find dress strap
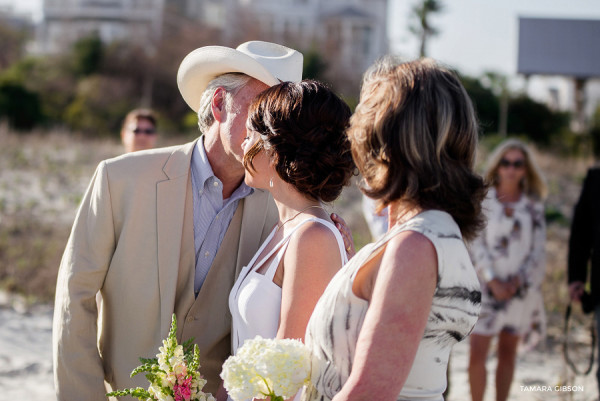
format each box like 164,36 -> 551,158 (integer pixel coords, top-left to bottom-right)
264,242 -> 290,281
261,217 -> 348,282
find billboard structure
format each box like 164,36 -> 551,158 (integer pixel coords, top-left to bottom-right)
518,17 -> 600,131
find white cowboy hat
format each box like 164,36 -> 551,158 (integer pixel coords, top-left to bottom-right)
177,41 -> 304,112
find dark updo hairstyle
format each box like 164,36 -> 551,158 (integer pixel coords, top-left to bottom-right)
244,80 -> 355,202
347,57 -> 487,240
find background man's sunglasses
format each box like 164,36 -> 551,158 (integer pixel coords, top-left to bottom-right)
133,128 -> 156,135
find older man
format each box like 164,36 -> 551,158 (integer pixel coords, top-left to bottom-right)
53,41 -> 306,400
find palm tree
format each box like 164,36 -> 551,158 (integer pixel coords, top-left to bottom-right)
409,0 -> 444,58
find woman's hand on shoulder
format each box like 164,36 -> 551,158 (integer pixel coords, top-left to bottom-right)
331,213 -> 356,258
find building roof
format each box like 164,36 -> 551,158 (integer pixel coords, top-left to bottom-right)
322,6 -> 372,21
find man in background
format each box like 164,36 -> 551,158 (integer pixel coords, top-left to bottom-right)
568,166 -> 600,391
120,108 -> 158,153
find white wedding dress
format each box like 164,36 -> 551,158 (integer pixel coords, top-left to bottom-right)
227,217 -> 347,401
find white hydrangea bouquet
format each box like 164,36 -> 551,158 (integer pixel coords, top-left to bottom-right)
106,314 -> 215,401
221,336 -> 311,401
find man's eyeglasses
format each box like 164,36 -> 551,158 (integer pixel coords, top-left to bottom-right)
499,158 -> 525,169
133,128 -> 156,135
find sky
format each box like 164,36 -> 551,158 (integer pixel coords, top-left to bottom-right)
0,0 -> 41,20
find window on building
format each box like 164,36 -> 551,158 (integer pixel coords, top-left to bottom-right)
353,24 -> 372,56
327,21 -> 341,43
81,0 -> 122,7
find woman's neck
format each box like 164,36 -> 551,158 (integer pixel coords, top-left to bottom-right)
387,201 -> 424,230
271,185 -> 327,230
495,183 -> 522,203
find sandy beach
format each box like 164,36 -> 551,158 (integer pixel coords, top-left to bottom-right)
0,296 -> 54,401
1,293 -> 598,401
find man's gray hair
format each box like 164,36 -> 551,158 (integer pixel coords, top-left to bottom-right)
197,73 -> 253,134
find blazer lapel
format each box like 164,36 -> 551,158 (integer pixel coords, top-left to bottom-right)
157,139 -> 197,335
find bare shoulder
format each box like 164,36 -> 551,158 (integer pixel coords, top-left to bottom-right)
283,220 -> 343,274
384,230 -> 437,271
288,220 -> 341,253
387,230 -> 435,253
354,229 -> 437,302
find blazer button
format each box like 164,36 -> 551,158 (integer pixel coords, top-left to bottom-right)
187,316 -> 194,323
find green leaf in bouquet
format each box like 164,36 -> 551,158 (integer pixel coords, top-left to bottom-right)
188,344 -> 201,371
183,336 -> 196,354
168,313 -> 177,340
138,356 -> 158,365
130,362 -> 161,377
106,387 -> 152,399
144,372 -> 163,386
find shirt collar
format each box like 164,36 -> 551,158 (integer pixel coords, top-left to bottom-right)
193,138 -> 215,189
192,138 -> 254,200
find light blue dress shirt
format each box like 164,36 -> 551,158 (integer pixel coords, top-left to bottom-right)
191,139 -> 253,296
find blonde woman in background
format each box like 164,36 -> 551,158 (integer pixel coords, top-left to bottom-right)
468,138 -> 547,401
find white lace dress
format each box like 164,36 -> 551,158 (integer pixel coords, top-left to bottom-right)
469,188 -> 546,347
228,217 -> 347,401
302,210 -> 482,401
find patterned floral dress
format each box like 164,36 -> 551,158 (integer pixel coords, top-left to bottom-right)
302,210 -> 481,401
469,187 -> 546,346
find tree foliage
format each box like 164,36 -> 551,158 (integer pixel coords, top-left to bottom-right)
303,48 -> 328,82
460,74 -> 571,145
507,95 -> 570,145
409,0 -> 444,57
460,74 -> 499,134
0,77 -> 43,130
0,16 -> 29,70
70,34 -> 104,77
589,105 -> 600,157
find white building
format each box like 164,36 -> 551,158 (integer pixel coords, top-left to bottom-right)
36,0 -> 388,90
38,0 -> 165,54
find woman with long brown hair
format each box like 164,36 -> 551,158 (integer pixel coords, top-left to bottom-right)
303,57 -> 486,401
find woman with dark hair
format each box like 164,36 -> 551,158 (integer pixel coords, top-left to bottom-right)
302,58 -> 485,401
224,80 -> 355,401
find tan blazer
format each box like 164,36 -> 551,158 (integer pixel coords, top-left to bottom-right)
53,139 -> 278,400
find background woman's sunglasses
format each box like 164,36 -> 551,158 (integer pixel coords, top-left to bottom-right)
499,158 -> 525,169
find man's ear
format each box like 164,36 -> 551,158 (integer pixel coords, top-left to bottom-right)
211,87 -> 226,123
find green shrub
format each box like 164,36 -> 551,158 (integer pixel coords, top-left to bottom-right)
507,96 -> 570,146
64,75 -> 135,135
0,78 -> 43,130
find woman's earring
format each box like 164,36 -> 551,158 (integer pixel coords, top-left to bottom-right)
269,178 -> 274,188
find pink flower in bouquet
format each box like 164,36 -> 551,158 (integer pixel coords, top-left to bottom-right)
174,375 -> 193,401
174,363 -> 188,377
